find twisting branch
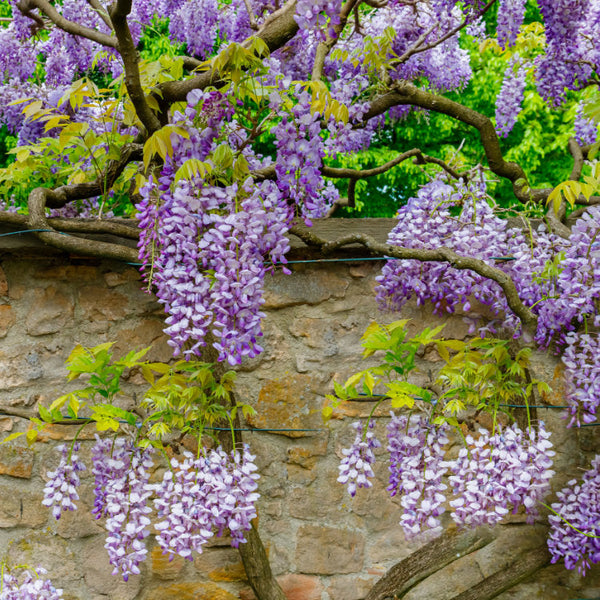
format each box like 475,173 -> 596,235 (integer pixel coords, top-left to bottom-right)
364,528 -> 496,600
365,82 -> 553,207
109,0 -> 161,134
243,0 -> 260,30
29,0 -> 117,47
289,224 -> 539,333
392,0 -> 496,65
26,143 -> 143,209
311,0 -> 361,81
26,187 -> 138,262
86,0 -> 113,30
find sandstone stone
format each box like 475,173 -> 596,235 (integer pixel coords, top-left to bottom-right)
52,500 -> 103,538
246,375 -> 325,438
295,525 -> 364,574
288,472 -> 344,520
79,286 -> 128,322
34,423 -> 96,442
240,573 -> 323,600
82,540 -> 142,599
0,265 -> 8,296
0,304 -> 15,337
6,532 -> 80,583
151,545 -> 186,580
326,575 -> 377,600
194,548 -> 246,582
0,443 -> 33,478
113,318 -> 172,362
146,582 -> 237,600
0,485 -> 45,528
289,317 -> 339,355
263,269 -> 349,309
37,265 -> 98,281
104,269 -> 141,288
286,464 -> 318,485
0,417 -> 13,432
25,287 -> 74,336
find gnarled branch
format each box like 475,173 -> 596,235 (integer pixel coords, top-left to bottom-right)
365,528 -> 496,600
109,1 -> 161,134
289,224 -> 539,333
30,0 -> 117,47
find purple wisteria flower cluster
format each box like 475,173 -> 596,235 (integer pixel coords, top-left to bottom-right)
42,442 -> 86,520
337,420 -> 381,497
387,414 -> 449,538
548,455 -> 600,575
153,445 -> 260,558
0,567 -> 63,600
101,442 -> 154,581
495,57 -> 528,137
339,417 -> 554,539
295,0 -> 342,39
449,422 -> 554,527
42,437 -> 261,581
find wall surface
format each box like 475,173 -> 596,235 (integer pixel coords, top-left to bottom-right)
0,244 -> 599,600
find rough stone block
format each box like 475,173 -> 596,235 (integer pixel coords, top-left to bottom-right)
326,575 -> 378,600
246,375 -> 324,438
146,582 -> 237,600
25,287 -> 74,336
79,286 -> 128,322
240,573 -> 323,600
0,304 -> 15,337
0,265 -> 8,296
194,547 -> 246,582
151,545 -> 186,580
295,525 -> 364,574
0,443 -> 34,478
263,269 -> 349,309
82,540 -> 142,599
0,485 -> 45,528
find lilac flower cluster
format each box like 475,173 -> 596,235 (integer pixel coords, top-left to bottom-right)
562,332 -> 600,426
42,442 -> 86,520
548,455 -> 600,575
98,439 -> 154,580
449,423 -> 554,527
338,421 -> 381,497
295,0 -> 342,39
168,0 -> 219,60
136,89 -> 293,364
496,0 -> 526,48
386,414 -> 449,538
495,57 -> 528,137
341,417 -> 554,539
535,0 -> 591,106
0,567 -> 63,600
153,445 -> 260,558
574,101 -> 598,146
272,87 -> 334,223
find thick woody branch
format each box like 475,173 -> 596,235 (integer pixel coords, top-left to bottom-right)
450,544 -> 550,600
158,0 -> 299,104
109,1 -> 161,134
26,187 -> 138,262
290,225 -> 539,332
30,0 -> 117,47
364,528 -> 496,600
365,83 -> 548,206
312,0 -> 360,81
87,0 -> 113,30
31,143 -> 142,209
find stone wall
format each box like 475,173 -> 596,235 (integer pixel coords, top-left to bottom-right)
0,240 -> 599,600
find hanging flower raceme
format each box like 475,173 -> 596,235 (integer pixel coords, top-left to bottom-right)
0,567 -> 63,600
548,455 -> 600,575
338,420 -> 381,497
42,442 -> 86,520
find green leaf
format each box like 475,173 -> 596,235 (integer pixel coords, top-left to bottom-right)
0,431 -> 25,445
